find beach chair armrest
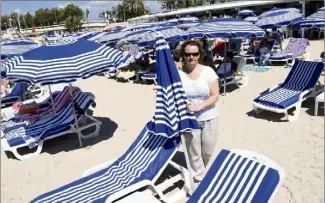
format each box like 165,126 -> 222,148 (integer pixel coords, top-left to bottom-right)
299,89 -> 313,101
259,83 -> 281,95
82,159 -> 117,177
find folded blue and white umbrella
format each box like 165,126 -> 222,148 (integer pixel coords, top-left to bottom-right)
3,40 -> 128,85
187,18 -> 265,39
256,8 -> 302,29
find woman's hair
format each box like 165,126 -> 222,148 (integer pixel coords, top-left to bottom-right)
180,40 -> 205,64
320,51 -> 324,58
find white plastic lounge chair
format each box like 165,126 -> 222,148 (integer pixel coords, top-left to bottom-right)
30,130 -> 190,203
142,73 -> 157,84
219,56 -> 248,89
1,83 -> 29,108
253,60 -> 324,121
1,91 -> 101,160
187,149 -> 284,203
114,148 -> 284,203
268,38 -> 310,65
314,91 -> 324,116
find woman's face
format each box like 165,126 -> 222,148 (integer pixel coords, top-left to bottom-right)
184,45 -> 200,66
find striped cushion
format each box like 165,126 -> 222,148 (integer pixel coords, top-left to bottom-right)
254,87 -> 304,109
269,53 -> 293,60
31,130 -> 180,203
3,92 -> 95,148
254,60 -> 324,109
188,149 -> 280,203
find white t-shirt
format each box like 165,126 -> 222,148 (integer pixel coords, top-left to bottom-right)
179,66 -> 219,121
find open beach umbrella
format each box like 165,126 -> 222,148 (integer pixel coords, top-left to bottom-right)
298,7 -> 324,28
256,8 -> 303,29
1,40 -> 40,55
187,18 -> 265,39
3,39 -> 127,85
147,34 -> 200,192
244,16 -> 259,23
97,31 -> 131,44
259,7 -> 300,18
238,9 -> 256,16
137,26 -> 188,47
115,29 -> 155,49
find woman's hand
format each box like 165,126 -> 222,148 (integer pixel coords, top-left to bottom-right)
187,102 -> 202,112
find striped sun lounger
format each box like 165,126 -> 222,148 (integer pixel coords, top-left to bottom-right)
187,149 -> 284,203
253,60 -> 324,121
30,130 -> 189,203
1,91 -> 101,160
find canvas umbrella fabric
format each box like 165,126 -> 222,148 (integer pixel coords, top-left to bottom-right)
2,39 -> 131,148
147,34 -> 200,192
3,39 -> 127,85
255,8 -> 303,29
1,40 -> 40,55
238,9 -> 256,16
299,7 -> 324,28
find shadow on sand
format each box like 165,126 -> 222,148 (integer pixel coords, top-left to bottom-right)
5,116 -> 118,160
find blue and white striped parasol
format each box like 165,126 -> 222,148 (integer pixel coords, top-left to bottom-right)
3,39 -> 128,85
115,29 -> 154,48
259,8 -> 300,18
1,40 -> 40,55
97,31 -> 131,43
146,35 -> 199,138
299,7 -> 324,28
187,18 -> 265,39
137,27 -> 188,47
238,9 -> 256,16
244,16 -> 259,23
256,8 -> 303,29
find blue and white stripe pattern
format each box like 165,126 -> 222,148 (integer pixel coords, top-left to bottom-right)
146,35 -> 199,138
3,39 -> 127,85
97,31 -> 130,43
238,9 -> 256,16
256,8 -> 303,29
187,18 -> 265,39
2,92 -> 95,148
115,29 -> 154,49
300,7 -> 324,28
30,35 -> 199,203
259,7 -> 300,18
187,149 -> 281,203
244,16 -> 259,23
137,27 -> 188,47
254,60 -> 324,109
1,40 -> 40,55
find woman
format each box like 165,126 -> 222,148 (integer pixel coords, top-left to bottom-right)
179,40 -> 220,192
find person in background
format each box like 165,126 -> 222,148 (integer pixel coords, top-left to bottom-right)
258,38 -> 271,66
215,51 -> 237,78
178,40 -> 220,193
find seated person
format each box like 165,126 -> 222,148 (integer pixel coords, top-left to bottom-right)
215,51 -> 237,78
258,38 -> 271,66
1,79 -> 11,96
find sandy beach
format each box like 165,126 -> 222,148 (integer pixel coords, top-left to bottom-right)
1,39 -> 324,203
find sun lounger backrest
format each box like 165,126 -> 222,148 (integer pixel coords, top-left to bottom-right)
187,149 -> 282,203
6,82 -> 29,98
282,60 -> 324,91
280,38 -> 309,58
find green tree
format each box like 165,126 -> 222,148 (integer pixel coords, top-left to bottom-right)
1,15 -> 10,30
63,4 -> 84,32
24,12 -> 34,28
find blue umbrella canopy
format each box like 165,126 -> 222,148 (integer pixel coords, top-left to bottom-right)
3,39 -> 128,85
187,18 -> 265,39
137,27 -> 188,47
299,7 -> 324,28
238,9 -> 256,16
1,40 -> 40,55
256,8 -> 302,29
146,35 -> 199,138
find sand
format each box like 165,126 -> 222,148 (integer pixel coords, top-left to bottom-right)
1,39 -> 324,203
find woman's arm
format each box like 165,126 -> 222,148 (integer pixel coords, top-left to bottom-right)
187,79 -> 220,112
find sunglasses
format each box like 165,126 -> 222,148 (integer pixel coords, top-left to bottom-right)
184,52 -> 199,57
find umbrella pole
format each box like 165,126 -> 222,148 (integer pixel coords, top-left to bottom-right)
48,85 -> 56,116
223,38 -> 227,96
181,135 -> 195,195
69,83 -> 83,148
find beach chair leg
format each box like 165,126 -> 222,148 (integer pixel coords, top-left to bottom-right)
79,115 -> 102,139
10,142 -> 43,161
236,74 -> 248,88
253,106 -> 263,115
314,99 -> 319,116
284,103 -> 302,122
